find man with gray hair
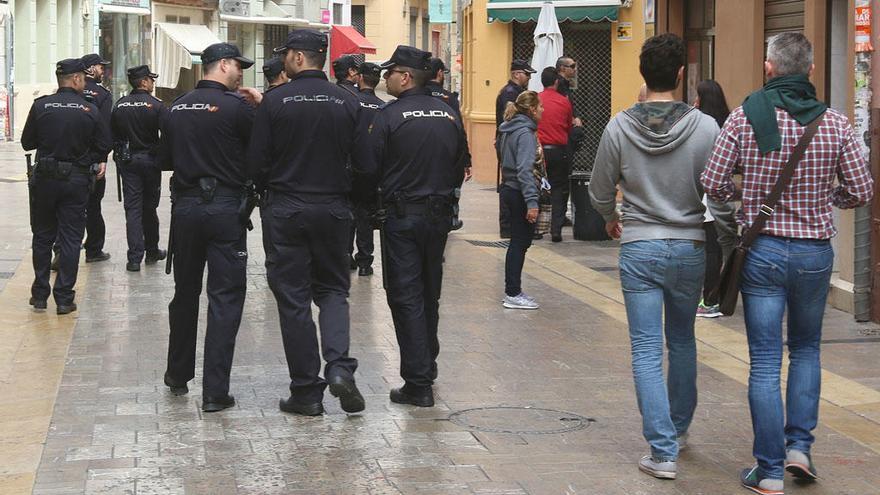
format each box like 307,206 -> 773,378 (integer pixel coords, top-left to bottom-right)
703,32 -> 873,494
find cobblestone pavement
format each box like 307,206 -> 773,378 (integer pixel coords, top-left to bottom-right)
1,141 -> 879,494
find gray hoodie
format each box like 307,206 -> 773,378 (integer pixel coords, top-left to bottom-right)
590,102 -> 720,243
498,114 -> 540,209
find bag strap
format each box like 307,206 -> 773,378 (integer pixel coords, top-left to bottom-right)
740,113 -> 825,248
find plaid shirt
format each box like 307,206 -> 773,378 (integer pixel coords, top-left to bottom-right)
702,106 -> 873,239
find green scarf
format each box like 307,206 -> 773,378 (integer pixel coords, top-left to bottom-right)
742,74 -> 827,154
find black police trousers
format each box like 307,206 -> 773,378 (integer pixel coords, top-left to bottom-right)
120,154 -> 162,264
83,175 -> 106,257
265,193 -> 358,403
383,212 -> 451,393
30,174 -> 90,306
167,196 -> 247,398
349,202 -> 374,268
545,146 -> 572,237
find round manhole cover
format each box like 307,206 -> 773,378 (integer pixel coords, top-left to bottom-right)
448,406 -> 594,435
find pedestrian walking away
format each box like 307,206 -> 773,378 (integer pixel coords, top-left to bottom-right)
111,65 -> 168,272
590,33 -> 720,481
363,45 -> 468,408
159,42 -> 262,413
495,59 -> 535,239
249,29 -> 366,417
702,32 -> 873,495
80,53 -> 114,263
21,58 -> 112,315
498,90 -> 547,310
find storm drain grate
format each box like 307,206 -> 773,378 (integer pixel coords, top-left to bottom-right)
466,240 -> 510,249
449,406 -> 594,435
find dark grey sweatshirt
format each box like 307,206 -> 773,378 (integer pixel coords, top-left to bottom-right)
589,102 -> 720,243
498,114 -> 540,209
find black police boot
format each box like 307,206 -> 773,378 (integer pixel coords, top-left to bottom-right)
126,262 -> 140,272
349,256 -> 358,270
163,373 -> 189,396
56,303 -> 78,315
202,395 -> 235,413
390,387 -> 434,407
86,251 -> 111,263
328,376 -> 365,413
533,233 -> 544,240
358,266 -> 373,277
551,234 -> 563,243
563,216 -> 573,227
29,297 -> 47,311
279,397 -> 324,416
145,249 -> 167,264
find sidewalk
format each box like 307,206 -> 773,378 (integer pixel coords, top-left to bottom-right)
0,141 -> 878,494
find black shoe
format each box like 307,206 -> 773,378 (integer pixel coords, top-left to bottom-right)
279,397 -> 324,416
328,376 -> 366,413
145,249 -> 167,264
202,395 -> 235,413
85,251 -> 111,263
164,373 -> 189,396
500,232 -> 511,239
429,363 -> 438,381
451,218 -> 464,231
358,266 -> 373,277
533,233 -> 544,240
551,234 -> 563,243
563,217 -> 573,227
50,257 -> 59,272
390,387 -> 434,407
126,262 -> 140,272
349,256 -> 358,270
29,297 -> 47,310
56,303 -> 77,315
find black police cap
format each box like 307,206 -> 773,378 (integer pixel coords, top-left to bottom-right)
127,65 -> 158,80
263,57 -> 285,78
428,57 -> 449,75
379,45 -> 432,71
273,29 -> 328,54
332,55 -> 358,76
358,62 -> 381,77
56,58 -> 88,75
201,43 -> 255,69
510,59 -> 536,73
81,53 -> 110,67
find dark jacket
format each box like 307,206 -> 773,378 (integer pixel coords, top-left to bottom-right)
111,89 -> 166,153
495,81 -> 524,129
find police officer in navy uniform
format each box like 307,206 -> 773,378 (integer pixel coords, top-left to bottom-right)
159,43 -> 262,413
427,57 -> 473,189
332,54 -> 360,96
80,53 -> 113,262
21,59 -> 112,314
349,62 -> 385,277
365,45 -> 467,407
111,65 -> 168,272
248,29 -> 366,416
263,56 -> 289,92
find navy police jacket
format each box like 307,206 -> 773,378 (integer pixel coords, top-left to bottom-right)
248,70 -> 363,195
21,87 -> 112,165
83,77 -> 113,128
158,80 -> 255,189
111,89 -> 167,153
365,87 -> 466,203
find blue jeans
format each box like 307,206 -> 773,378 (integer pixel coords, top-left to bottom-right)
741,235 -> 833,480
619,240 -> 705,461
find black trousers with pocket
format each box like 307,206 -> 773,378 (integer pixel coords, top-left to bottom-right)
120,153 -> 162,263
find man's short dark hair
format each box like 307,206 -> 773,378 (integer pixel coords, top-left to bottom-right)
555,56 -> 572,71
203,60 -> 221,75
398,66 -> 429,87
360,74 -> 380,88
541,67 -> 558,88
128,76 -> 148,88
301,50 -> 327,69
639,33 -> 685,92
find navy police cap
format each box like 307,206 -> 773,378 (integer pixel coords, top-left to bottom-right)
127,65 -> 158,80
201,43 -> 255,69
263,57 -> 285,78
510,59 -> 536,73
274,29 -> 328,54
358,62 -> 382,77
428,57 -> 449,75
56,58 -> 88,75
379,45 -> 432,71
81,53 -> 110,67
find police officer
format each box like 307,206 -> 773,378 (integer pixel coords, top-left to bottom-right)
332,54 -> 360,96
21,59 -> 112,314
81,53 -> 113,262
111,65 -> 167,272
495,59 -> 535,238
248,29 -> 365,416
427,57 -> 472,211
366,45 -> 467,407
349,62 -> 385,277
160,43 -> 261,413
263,56 -> 289,92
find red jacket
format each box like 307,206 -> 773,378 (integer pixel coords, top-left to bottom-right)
537,87 -> 573,146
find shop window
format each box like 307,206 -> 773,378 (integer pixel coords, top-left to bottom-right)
684,0 -> 715,104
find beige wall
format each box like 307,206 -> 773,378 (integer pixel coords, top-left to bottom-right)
610,0 -> 647,116
356,0 -> 432,63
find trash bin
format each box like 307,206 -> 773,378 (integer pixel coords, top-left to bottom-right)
570,172 -> 610,241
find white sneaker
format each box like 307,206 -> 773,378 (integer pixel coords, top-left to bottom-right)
503,293 -> 539,310
639,455 -> 677,479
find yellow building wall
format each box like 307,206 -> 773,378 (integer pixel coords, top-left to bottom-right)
356,0 -> 431,63
609,0 -> 647,116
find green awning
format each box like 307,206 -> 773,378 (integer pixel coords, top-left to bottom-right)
487,0 -> 619,23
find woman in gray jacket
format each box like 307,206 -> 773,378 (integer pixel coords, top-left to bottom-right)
497,91 -> 544,310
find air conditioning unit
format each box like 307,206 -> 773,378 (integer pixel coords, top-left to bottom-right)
221,0 -> 250,16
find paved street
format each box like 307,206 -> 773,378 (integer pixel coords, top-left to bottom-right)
0,140 -> 879,494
